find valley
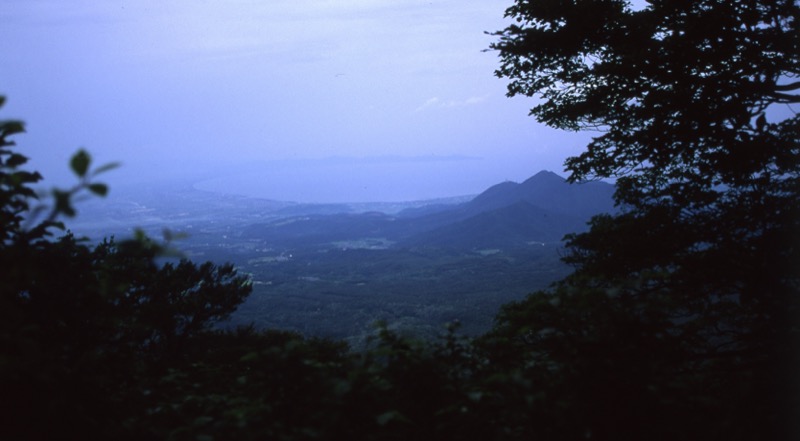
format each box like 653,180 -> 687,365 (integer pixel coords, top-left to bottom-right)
66,170 -> 615,344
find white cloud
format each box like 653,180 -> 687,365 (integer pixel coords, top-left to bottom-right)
414,95 -> 489,112
415,97 -> 441,112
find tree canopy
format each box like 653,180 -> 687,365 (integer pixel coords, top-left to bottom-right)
485,0 -> 799,439
2,1 -> 798,439
0,96 -> 504,441
0,98 -> 256,439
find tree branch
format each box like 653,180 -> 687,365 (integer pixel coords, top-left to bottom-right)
774,80 -> 800,92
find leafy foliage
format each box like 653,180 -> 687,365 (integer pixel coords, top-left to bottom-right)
0,97 -> 254,439
486,0 -> 800,439
3,1 -> 799,437
0,96 -> 504,441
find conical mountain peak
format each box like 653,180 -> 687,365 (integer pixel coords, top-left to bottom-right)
466,170 -> 614,218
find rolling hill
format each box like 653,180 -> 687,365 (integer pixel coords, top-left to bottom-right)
241,171 -> 616,249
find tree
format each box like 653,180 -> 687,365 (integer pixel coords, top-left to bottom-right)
0,97 -> 253,440
484,1 -> 800,439
0,96 -> 491,441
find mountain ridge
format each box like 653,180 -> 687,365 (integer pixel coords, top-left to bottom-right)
241,170 -> 616,249
466,170 -> 615,219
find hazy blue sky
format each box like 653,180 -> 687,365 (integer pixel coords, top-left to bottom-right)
2,0 -> 594,202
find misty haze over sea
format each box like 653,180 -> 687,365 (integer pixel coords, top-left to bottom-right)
190,156 -> 550,203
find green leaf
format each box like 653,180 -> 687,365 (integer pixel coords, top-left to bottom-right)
53,190 -> 76,217
92,161 -> 121,176
0,120 -> 25,137
162,228 -> 188,242
88,183 -> 108,196
6,153 -> 28,168
70,149 -> 91,177
11,171 -> 42,184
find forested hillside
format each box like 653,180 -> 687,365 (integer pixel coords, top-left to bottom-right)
3,0 -> 798,440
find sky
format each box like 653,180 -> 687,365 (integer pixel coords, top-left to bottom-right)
1,0 -> 593,203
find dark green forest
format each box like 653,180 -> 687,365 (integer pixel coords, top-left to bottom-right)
2,1 -> 798,440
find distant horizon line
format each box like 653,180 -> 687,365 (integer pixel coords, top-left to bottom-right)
250,154 -> 485,165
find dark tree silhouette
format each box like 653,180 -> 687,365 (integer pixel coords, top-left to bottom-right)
483,1 -> 800,439
0,96 -> 486,441
3,2 -> 798,436
0,97 -> 253,440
